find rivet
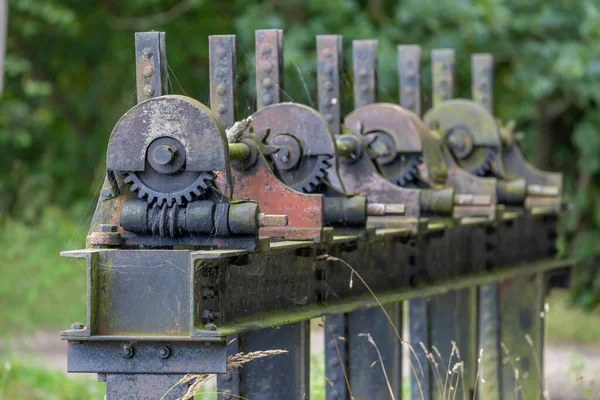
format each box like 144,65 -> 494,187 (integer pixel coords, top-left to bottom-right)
141,47 -> 153,58
122,344 -> 135,358
143,85 -> 154,97
262,61 -> 273,72
324,113 -> 334,123
262,44 -> 272,54
223,390 -> 233,400
158,346 -> 171,359
359,68 -> 368,79
217,104 -> 227,114
322,48 -> 332,58
217,85 -> 227,96
323,65 -> 333,74
325,81 -> 334,91
142,65 -> 154,78
262,77 -> 273,88
216,69 -> 226,79
223,372 -> 232,382
262,94 -> 273,105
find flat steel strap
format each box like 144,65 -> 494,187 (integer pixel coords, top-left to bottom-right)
235,322 -> 310,399
317,35 -> 343,135
397,45 -> 422,115
324,313 -> 349,400
472,53 -> 494,112
135,32 -> 168,103
106,373 -> 186,400
352,40 -> 378,108
209,35 -> 236,129
431,49 -> 455,106
409,298 -> 431,400
256,29 -> 283,109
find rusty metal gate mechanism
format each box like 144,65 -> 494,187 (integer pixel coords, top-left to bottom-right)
61,30 -> 570,400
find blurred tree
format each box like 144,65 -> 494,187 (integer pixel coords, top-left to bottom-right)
1,0 -> 599,307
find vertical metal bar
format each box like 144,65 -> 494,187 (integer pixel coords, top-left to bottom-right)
317,35 -> 343,135
397,45 -> 421,116
135,32 -> 168,104
347,39 -> 403,399
430,48 -> 477,400
235,30 -> 309,400
348,305 -> 403,400
238,322 -> 310,399
472,53 -> 502,400
256,29 -> 283,110
105,373 -> 187,400
209,35 -> 236,129
398,45 -> 431,400
324,313 -> 349,400
408,298 -> 431,400
499,274 -> 545,399
352,40 -> 378,108
318,35 -> 351,400
431,49 -> 454,107
0,0 -> 7,95
471,54 -> 493,112
210,36 -> 242,400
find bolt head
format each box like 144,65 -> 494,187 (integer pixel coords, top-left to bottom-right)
98,224 -> 118,233
153,145 -> 176,165
158,346 -> 171,359
71,322 -> 85,330
141,47 -> 153,58
122,344 -> 134,358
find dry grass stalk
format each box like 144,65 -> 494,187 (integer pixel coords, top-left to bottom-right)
162,349 -> 288,400
359,333 -> 396,400
327,329 -> 355,400
501,342 -> 526,399
471,348 -> 483,400
318,254 -> 425,400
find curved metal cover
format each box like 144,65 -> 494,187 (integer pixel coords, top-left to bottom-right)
248,102 -> 336,156
344,103 -> 423,152
107,95 -> 229,174
423,99 -> 501,147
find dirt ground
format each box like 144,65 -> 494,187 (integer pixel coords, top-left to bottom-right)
1,330 -> 599,399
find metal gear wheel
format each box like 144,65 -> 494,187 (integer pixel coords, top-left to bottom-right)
455,147 -> 496,177
389,153 -> 423,187
124,170 -> 216,207
271,154 -> 332,194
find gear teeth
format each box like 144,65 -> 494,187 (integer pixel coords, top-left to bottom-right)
185,192 -> 194,202
122,171 -> 216,206
192,188 -> 202,197
124,174 -> 134,184
147,194 -> 157,205
138,189 -> 148,200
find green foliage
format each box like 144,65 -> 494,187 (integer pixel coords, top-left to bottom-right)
0,206 -> 89,336
0,357 -> 104,399
1,0 -> 599,309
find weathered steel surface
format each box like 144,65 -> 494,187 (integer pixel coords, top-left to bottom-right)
106,373 -> 187,400
499,274 -> 545,399
428,48 -> 477,400
209,35 -> 236,129
135,32 -> 168,104
473,54 -> 503,400
398,45 -> 421,116
324,313 -> 349,400
348,305 -> 402,400
256,29 -> 283,109
237,322 -> 310,400
352,40 -> 378,108
317,35 -> 343,135
68,340 -> 227,374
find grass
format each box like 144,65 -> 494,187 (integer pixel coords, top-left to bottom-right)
0,357 -> 104,400
546,289 -> 600,345
0,207 -> 90,337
